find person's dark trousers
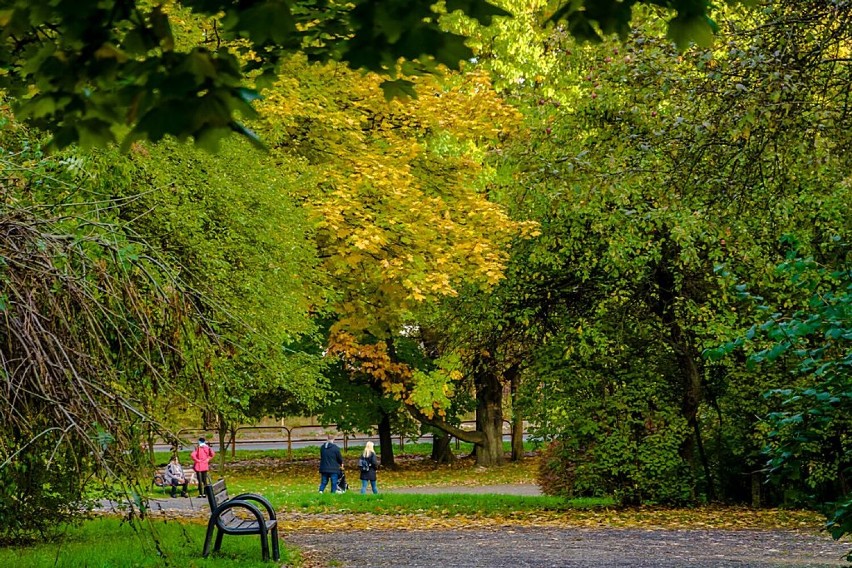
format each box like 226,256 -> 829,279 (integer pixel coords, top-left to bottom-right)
197,471 -> 210,497
170,480 -> 189,497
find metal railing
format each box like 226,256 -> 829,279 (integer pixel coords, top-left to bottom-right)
165,419 -> 517,458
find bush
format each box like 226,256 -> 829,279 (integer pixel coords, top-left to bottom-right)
537,413 -> 694,505
0,433 -> 93,544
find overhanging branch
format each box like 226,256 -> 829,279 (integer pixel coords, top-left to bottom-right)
406,404 -> 484,445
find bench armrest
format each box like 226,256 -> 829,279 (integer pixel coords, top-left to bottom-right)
231,493 -> 277,520
212,500 -> 268,527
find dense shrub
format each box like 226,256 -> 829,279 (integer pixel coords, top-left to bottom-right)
537,413 -> 694,505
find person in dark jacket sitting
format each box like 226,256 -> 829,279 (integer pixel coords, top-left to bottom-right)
359,441 -> 379,494
318,434 -> 344,494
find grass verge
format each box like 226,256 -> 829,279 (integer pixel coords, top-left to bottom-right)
0,517 -> 299,568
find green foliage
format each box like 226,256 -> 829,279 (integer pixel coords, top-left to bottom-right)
0,108 -> 198,541
453,0 -> 852,503
0,0 -> 737,149
546,0 -> 723,50
528,342 -> 695,505
93,136 -> 325,425
0,103 -> 323,538
0,0 -> 505,149
0,434 -> 92,545
713,248 -> 851,548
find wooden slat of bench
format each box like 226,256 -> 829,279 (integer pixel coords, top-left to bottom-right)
220,518 -> 277,532
212,488 -> 230,507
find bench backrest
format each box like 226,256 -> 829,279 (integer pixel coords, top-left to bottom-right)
206,479 -> 240,526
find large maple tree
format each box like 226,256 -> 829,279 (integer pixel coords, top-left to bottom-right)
253,56 -> 537,465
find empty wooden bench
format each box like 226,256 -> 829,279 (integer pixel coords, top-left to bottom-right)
203,479 -> 279,562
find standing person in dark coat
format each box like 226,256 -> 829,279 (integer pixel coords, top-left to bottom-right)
318,434 -> 344,494
359,441 -> 379,494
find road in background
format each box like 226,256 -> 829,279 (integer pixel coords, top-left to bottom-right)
153,433 -> 520,453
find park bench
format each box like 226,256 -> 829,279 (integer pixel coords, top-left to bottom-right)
202,478 -> 279,562
151,466 -> 197,495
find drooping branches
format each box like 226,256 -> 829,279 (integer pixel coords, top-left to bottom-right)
0,204 -> 201,472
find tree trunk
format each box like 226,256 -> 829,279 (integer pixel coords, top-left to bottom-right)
751,471 -> 762,508
377,410 -> 396,469
693,415 -> 715,501
216,413 -> 228,474
473,363 -> 504,466
509,365 -> 524,462
651,237 -> 709,498
431,430 -> 455,464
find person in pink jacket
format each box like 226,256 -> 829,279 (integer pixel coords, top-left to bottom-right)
190,437 -> 215,497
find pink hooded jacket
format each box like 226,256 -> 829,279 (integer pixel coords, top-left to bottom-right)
191,443 -> 215,472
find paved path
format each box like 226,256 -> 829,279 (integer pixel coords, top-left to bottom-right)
100,488 -> 852,567
289,526 -> 851,568
101,484 -> 543,514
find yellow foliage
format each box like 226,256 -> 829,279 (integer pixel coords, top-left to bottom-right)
254,56 -> 535,338
327,331 -> 413,391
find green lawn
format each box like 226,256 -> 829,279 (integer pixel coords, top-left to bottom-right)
199,444 -> 608,514
0,517 -> 298,568
6,444 -> 599,567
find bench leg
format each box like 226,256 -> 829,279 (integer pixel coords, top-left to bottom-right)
214,528 -> 224,553
271,526 -> 280,562
202,518 -> 217,557
259,528 -> 270,562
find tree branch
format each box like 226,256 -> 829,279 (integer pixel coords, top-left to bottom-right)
406,404 -> 484,445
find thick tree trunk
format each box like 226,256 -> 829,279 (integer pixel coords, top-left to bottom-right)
667,318 -> 715,500
377,410 -> 396,469
407,355 -> 506,466
474,363 -> 504,467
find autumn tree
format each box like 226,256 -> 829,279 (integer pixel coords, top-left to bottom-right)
249,55 -> 536,466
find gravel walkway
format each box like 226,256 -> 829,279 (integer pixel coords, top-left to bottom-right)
100,489 -> 852,567
289,526 -> 851,568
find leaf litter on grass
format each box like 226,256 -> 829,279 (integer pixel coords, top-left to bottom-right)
278,506 -> 827,534
204,451 -> 832,538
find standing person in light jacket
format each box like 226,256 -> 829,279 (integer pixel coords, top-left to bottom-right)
318,434 -> 344,494
359,441 -> 379,494
191,437 -> 215,497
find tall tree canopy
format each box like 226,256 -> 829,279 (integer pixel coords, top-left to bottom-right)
249,54 -> 537,465
433,0 -> 852,497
